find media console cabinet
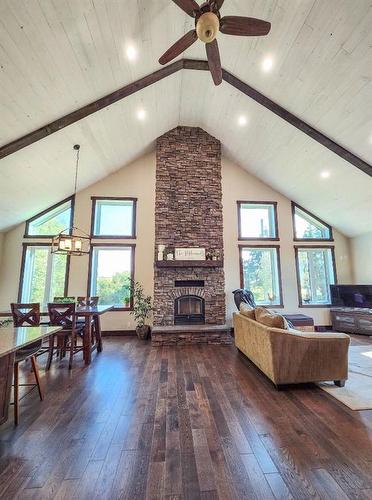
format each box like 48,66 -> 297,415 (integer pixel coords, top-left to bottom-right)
331,308 -> 372,335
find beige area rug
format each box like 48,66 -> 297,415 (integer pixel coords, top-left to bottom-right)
318,345 -> 372,410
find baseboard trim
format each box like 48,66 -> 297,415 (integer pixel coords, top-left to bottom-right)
102,330 -> 136,337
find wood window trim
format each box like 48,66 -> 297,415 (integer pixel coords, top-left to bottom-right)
294,245 -> 337,308
291,201 -> 334,242
238,244 -> 284,308
87,242 -> 136,312
17,242 -> 71,303
90,196 -> 137,239
237,201 -> 279,241
24,195 -> 75,239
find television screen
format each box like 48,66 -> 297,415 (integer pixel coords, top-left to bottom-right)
330,285 -> 372,308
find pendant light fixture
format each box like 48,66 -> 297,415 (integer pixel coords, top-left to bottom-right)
51,145 -> 91,256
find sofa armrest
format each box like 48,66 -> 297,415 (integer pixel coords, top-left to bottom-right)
267,328 -> 350,385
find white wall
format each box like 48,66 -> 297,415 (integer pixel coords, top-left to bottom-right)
351,232 -> 372,283
0,152 -> 353,328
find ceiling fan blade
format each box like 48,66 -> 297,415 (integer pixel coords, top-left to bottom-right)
172,0 -> 200,17
206,39 -> 222,86
220,16 -> 271,36
159,30 -> 197,65
215,0 -> 225,9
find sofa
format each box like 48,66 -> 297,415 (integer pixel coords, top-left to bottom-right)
233,308 -> 350,388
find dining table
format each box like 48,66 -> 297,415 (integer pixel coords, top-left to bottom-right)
0,325 -> 62,425
75,304 -> 114,365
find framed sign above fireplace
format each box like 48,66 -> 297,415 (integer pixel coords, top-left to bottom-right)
175,248 -> 206,261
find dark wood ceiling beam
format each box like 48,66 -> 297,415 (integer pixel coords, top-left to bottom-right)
222,68 -> 372,177
1,58 -> 371,178
0,59 -> 183,160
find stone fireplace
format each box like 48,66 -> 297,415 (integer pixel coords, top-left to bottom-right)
153,126 -> 227,337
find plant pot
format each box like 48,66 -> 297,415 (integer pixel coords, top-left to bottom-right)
136,325 -> 150,340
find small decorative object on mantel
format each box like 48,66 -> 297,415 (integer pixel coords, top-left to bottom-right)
157,244 -> 165,261
175,248 -> 206,261
130,280 -> 153,340
51,145 -> 91,256
166,250 -> 174,260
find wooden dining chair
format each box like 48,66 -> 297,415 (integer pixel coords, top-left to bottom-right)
10,303 -> 44,425
76,297 -> 100,346
53,296 -> 76,303
47,302 -> 84,370
77,296 -> 99,307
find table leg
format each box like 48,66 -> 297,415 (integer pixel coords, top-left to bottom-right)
83,317 -> 92,365
94,315 -> 103,353
0,352 -> 15,425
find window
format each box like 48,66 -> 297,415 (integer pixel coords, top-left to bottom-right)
89,245 -> 135,309
91,197 -> 136,238
239,246 -> 283,306
238,201 -> 278,240
19,245 -> 69,307
25,197 -> 73,237
292,203 -> 332,241
295,246 -> 336,306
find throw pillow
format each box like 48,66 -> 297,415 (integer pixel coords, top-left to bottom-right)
239,303 -> 256,319
255,306 -> 288,329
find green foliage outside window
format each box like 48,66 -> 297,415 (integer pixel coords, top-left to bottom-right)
96,271 -> 131,306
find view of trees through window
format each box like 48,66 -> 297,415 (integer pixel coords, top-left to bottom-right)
93,199 -> 135,237
241,247 -> 281,306
294,205 -> 331,240
21,246 -> 67,306
239,202 -> 277,239
297,248 -> 335,305
27,199 -> 72,236
90,247 -> 133,306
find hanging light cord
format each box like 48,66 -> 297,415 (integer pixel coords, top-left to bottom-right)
73,144 -> 80,196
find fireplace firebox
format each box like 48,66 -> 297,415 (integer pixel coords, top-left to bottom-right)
174,295 -> 205,325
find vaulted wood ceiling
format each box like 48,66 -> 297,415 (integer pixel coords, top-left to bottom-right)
0,0 -> 372,237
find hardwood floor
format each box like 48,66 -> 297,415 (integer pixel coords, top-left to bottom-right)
1,336 -> 372,499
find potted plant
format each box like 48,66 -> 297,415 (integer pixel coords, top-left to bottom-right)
123,295 -> 130,308
130,280 -> 153,340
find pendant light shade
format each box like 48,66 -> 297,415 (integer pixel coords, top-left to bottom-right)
51,145 -> 91,256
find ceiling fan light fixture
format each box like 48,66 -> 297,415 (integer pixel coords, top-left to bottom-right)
196,12 -> 220,43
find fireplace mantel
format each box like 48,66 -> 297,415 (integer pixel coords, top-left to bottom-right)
155,260 -> 223,268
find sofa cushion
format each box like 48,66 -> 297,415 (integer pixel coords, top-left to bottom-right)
255,307 -> 288,329
239,303 -> 256,319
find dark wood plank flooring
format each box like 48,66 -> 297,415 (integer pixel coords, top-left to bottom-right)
0,336 -> 372,499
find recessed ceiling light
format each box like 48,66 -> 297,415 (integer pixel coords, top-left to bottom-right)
126,45 -> 137,61
137,109 -> 146,121
262,57 -> 273,72
320,171 -> 330,179
238,115 -> 248,126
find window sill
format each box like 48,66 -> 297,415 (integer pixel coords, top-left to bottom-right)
238,237 -> 280,241
293,238 -> 334,243
299,304 -> 332,308
91,235 -> 136,240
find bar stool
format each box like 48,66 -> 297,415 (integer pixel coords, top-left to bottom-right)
10,303 -> 43,425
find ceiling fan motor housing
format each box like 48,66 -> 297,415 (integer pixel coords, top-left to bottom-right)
196,12 -> 220,43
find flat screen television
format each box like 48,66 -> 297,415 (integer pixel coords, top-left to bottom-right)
330,285 -> 372,308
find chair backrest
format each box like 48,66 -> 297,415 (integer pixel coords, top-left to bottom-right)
48,302 -> 76,329
11,303 -> 40,327
77,296 -> 99,307
53,296 -> 76,303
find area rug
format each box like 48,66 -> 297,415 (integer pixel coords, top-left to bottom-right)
318,345 -> 372,410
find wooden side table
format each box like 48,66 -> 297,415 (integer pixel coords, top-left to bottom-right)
283,314 -> 315,332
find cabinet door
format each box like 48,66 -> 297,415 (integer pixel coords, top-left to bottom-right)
357,316 -> 372,334
333,313 -> 356,332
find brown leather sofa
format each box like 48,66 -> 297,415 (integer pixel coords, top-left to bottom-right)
233,311 -> 350,388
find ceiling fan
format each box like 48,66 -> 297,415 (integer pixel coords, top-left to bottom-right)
159,0 -> 271,86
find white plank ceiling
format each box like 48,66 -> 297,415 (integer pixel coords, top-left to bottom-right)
0,0 -> 372,236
